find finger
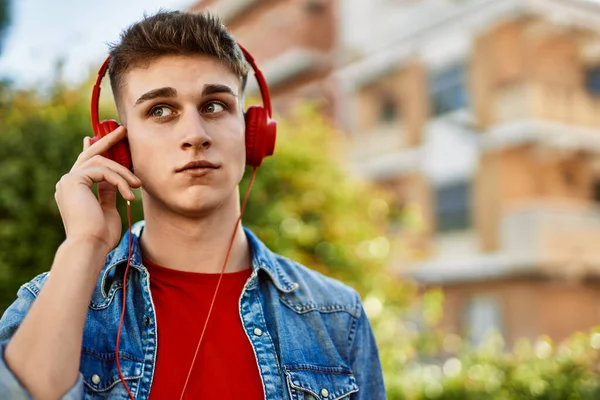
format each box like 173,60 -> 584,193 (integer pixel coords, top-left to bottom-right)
98,181 -> 117,209
77,155 -> 142,188
74,126 -> 127,168
77,167 -> 136,202
83,136 -> 91,151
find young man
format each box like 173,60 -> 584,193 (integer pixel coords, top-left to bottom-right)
0,10 -> 386,400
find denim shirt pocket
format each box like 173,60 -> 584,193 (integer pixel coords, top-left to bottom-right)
284,365 -> 359,400
80,349 -> 144,399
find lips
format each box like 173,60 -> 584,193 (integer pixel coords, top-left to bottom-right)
176,160 -> 221,172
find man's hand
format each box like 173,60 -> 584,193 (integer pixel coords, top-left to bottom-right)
3,126 -> 142,400
54,126 -> 141,256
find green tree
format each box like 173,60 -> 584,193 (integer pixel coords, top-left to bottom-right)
0,84 -> 88,311
241,105 -> 412,302
0,0 -> 10,53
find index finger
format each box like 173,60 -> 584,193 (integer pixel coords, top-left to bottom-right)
75,126 -> 127,167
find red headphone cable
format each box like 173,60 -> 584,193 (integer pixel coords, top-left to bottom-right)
115,200 -> 135,399
115,167 -> 259,400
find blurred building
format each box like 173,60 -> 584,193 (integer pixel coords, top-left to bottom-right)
191,0 -> 600,348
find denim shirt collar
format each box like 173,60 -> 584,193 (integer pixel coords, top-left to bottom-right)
100,221 -> 298,298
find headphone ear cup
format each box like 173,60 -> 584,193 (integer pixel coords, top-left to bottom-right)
244,106 -> 276,167
90,120 -> 133,171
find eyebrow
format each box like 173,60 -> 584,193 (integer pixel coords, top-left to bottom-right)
202,84 -> 238,98
134,84 -> 238,107
135,87 -> 177,106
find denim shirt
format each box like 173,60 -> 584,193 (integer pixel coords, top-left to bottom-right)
0,221 -> 386,399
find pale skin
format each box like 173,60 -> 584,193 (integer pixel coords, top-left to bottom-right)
4,54 -> 252,399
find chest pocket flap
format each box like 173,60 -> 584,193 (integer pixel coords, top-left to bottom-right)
285,365 -> 359,400
81,350 -> 143,394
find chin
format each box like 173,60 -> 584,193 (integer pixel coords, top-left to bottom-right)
173,188 -> 238,217
142,182 -> 239,218
168,195 -> 220,217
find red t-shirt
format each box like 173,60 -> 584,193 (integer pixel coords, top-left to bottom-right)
144,258 -> 264,399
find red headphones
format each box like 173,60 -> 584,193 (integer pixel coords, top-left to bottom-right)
90,44 -> 277,169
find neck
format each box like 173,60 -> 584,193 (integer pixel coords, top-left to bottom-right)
139,193 -> 251,274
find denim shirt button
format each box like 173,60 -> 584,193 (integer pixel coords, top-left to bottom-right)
144,316 -> 150,326
91,374 -> 101,385
253,328 -> 263,337
320,388 -> 329,398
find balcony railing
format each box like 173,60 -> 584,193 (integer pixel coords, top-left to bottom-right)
482,83 -> 600,152
500,200 -> 600,271
495,83 -> 600,128
400,201 -> 600,284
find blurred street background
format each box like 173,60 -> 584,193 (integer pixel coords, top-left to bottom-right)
4,0 -> 600,398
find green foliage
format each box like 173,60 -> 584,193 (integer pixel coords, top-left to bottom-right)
377,287 -> 600,399
241,104 -> 413,304
0,0 -> 10,53
385,325 -> 600,399
0,82 -> 93,312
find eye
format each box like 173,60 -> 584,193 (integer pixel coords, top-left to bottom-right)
204,102 -> 225,114
150,106 -> 173,119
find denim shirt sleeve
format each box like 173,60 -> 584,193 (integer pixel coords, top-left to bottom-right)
350,298 -> 387,400
0,274 -> 84,399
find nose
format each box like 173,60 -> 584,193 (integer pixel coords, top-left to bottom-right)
179,109 -> 212,151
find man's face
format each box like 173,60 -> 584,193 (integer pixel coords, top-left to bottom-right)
120,54 -> 246,217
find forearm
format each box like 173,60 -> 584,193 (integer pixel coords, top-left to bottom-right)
4,238 -> 109,400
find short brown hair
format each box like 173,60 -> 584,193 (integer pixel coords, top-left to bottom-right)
108,10 -> 249,105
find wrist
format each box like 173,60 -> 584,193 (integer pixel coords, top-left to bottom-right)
63,236 -> 113,256
54,237 -> 112,276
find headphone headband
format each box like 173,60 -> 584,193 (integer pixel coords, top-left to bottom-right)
91,44 -> 273,135
237,44 -> 272,118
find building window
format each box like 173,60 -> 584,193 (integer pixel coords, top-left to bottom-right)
435,181 -> 471,232
586,66 -> 600,97
593,181 -> 600,202
304,0 -> 326,13
430,64 -> 468,116
462,295 -> 504,348
380,95 -> 398,124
